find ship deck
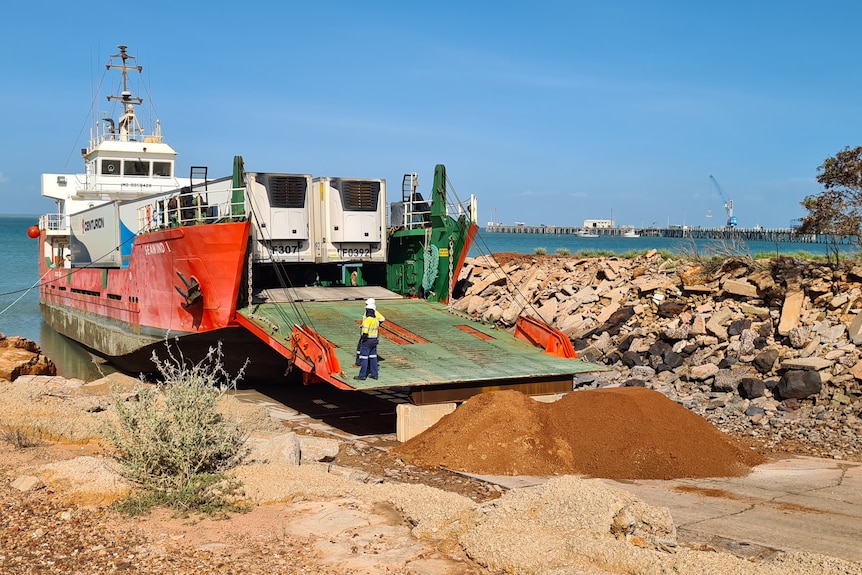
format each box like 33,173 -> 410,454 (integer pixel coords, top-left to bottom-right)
236,287 -> 604,402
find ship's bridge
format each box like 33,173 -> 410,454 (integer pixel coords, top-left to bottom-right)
74,137 -> 179,199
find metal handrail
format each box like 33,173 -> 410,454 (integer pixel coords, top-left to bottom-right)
398,198 -> 432,230
137,190 -> 247,233
39,213 -> 69,232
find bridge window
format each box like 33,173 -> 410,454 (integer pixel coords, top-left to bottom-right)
152,162 -> 172,177
101,159 -> 121,175
124,160 -> 150,176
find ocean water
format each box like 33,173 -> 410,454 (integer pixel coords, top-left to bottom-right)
0,215 -> 109,380
0,216 -> 848,379
469,231 -> 840,260
0,215 -> 41,343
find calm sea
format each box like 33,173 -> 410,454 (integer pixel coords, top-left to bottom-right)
469,231 -> 839,260
0,215 -> 112,380
0,215 -> 843,379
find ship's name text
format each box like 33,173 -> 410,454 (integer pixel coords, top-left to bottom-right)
142,242 -> 168,256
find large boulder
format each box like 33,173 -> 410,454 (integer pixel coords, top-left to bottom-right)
738,377 -> 767,399
776,370 -> 822,400
752,349 -> 779,374
0,335 -> 57,381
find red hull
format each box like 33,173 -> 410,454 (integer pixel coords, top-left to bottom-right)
39,221 -> 251,360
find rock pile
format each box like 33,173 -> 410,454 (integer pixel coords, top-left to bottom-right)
453,251 -> 862,460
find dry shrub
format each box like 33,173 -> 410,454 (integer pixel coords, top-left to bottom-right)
104,342 -> 249,514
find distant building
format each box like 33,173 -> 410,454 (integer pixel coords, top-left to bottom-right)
583,219 -> 613,229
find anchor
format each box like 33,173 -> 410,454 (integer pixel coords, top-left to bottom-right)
175,271 -> 202,307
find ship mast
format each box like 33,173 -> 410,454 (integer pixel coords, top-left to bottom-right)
106,45 -> 143,142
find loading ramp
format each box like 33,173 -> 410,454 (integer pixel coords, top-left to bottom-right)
236,287 -> 604,404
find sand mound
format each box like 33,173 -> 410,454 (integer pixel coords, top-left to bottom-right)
394,387 -> 765,479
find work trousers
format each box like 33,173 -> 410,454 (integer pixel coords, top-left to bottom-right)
357,337 -> 379,379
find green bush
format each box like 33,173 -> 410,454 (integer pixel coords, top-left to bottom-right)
534,247 -> 547,255
753,250 -> 828,262
576,249 -> 616,258
555,248 -> 570,256
105,342 -> 248,515
112,473 -> 245,517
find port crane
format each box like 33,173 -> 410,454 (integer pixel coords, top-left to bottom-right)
709,174 -> 737,228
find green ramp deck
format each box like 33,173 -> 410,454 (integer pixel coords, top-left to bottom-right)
237,288 -> 604,400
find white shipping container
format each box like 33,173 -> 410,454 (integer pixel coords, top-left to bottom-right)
312,176 -> 387,264
70,203 -> 122,267
246,172 -> 315,264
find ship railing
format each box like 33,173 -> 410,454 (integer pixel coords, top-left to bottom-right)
89,132 -> 163,148
39,213 -> 69,233
390,196 -> 432,230
389,193 -> 478,230
137,191 -> 247,233
446,194 -> 478,225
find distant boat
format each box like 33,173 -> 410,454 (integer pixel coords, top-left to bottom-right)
622,228 -> 639,238
577,229 -> 599,238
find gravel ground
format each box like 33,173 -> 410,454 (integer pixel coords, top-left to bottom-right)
2,375 -> 862,574
0,441 -> 490,575
4,442 -> 861,575
0,478 -> 339,574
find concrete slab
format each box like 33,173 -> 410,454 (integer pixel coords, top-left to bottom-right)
396,402 -> 456,442
613,456 -> 862,562
459,456 -> 862,562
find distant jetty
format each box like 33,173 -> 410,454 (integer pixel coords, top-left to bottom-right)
484,224 -> 849,244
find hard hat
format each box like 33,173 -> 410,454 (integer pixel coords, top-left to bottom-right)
365,298 -> 376,310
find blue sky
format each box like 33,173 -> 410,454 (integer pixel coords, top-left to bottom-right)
2,1 -> 860,229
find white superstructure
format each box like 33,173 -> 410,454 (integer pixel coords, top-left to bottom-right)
40,45 -> 190,230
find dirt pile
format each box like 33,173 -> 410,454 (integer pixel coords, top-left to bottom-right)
454,252 -> 862,462
395,387 -> 765,479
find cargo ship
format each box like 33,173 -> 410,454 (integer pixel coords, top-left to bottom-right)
36,45 -> 598,404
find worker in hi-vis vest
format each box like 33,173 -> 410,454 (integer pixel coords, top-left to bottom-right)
355,298 -> 384,366
355,299 -> 384,380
